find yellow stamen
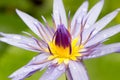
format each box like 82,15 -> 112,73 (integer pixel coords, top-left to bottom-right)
48,38 -> 84,64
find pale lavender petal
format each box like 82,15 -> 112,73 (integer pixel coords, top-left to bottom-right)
71,1 -> 88,38
28,53 -> 50,65
83,43 -> 120,59
69,61 -> 89,80
84,0 -> 104,29
0,32 -> 44,52
53,0 -> 67,28
66,68 -> 73,80
16,9 -> 52,41
83,9 -> 120,40
40,64 -> 65,80
9,53 -> 50,80
85,25 -> 120,47
9,62 -> 50,80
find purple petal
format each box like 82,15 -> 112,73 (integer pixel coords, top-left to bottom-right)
71,1 -> 88,38
9,53 -> 50,80
66,68 -> 73,80
83,9 -> 120,41
84,0 -> 104,29
16,9 -> 52,41
53,0 -> 67,28
69,61 -> 89,80
0,32 -> 44,52
85,25 -> 120,47
28,53 -> 50,65
83,43 -> 120,59
40,64 -> 65,80
54,24 -> 71,48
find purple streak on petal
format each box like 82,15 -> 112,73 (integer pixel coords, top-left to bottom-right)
0,32 -> 44,52
54,24 -> 71,48
69,61 -> 89,80
9,62 -> 50,80
16,9 -> 44,40
16,9 -> 53,42
9,53 -> 50,80
71,1 -> 88,38
28,53 -> 50,65
40,64 -> 66,80
83,9 -> 120,41
24,68 -> 40,78
84,0 -> 104,29
53,0 -> 67,28
83,43 -> 120,59
85,25 -> 120,47
66,67 -> 73,80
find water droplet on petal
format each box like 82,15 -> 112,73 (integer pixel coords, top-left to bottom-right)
58,65 -> 64,71
73,66 -> 77,70
85,24 -> 90,29
103,34 -> 108,38
52,59 -> 58,64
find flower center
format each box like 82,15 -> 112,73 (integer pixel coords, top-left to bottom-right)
47,25 -> 84,64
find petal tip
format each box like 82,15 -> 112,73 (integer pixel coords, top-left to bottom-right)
116,8 -> 120,12
16,9 -> 20,14
0,32 -> 5,37
8,75 -> 13,79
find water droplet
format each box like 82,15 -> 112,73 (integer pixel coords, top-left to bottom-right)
52,59 -> 58,64
58,65 -> 64,71
85,24 -> 90,29
46,71 -> 49,74
103,34 -> 108,38
73,66 -> 77,70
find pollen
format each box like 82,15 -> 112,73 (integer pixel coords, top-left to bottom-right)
48,38 -> 84,64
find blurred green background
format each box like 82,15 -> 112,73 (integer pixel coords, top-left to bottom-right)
0,0 -> 120,80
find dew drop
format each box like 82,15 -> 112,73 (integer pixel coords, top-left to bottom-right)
58,65 -> 64,71
46,71 -> 49,74
103,34 -> 108,38
73,66 -> 77,70
85,24 -> 90,29
52,59 -> 58,64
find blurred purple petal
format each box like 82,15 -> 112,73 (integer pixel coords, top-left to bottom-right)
16,9 -> 52,41
71,1 -> 88,38
0,32 -> 44,52
84,43 -> 120,59
9,62 -> 50,80
9,53 -> 50,80
85,25 -> 120,47
66,68 -> 73,80
83,9 -> 120,41
84,0 -> 104,29
54,24 -> 71,48
28,53 -> 50,65
53,0 -> 67,28
69,61 -> 89,80
40,64 -> 65,80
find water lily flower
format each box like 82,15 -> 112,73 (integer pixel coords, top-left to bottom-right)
0,0 -> 120,80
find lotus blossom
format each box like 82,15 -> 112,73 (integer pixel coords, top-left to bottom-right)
0,0 -> 120,80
